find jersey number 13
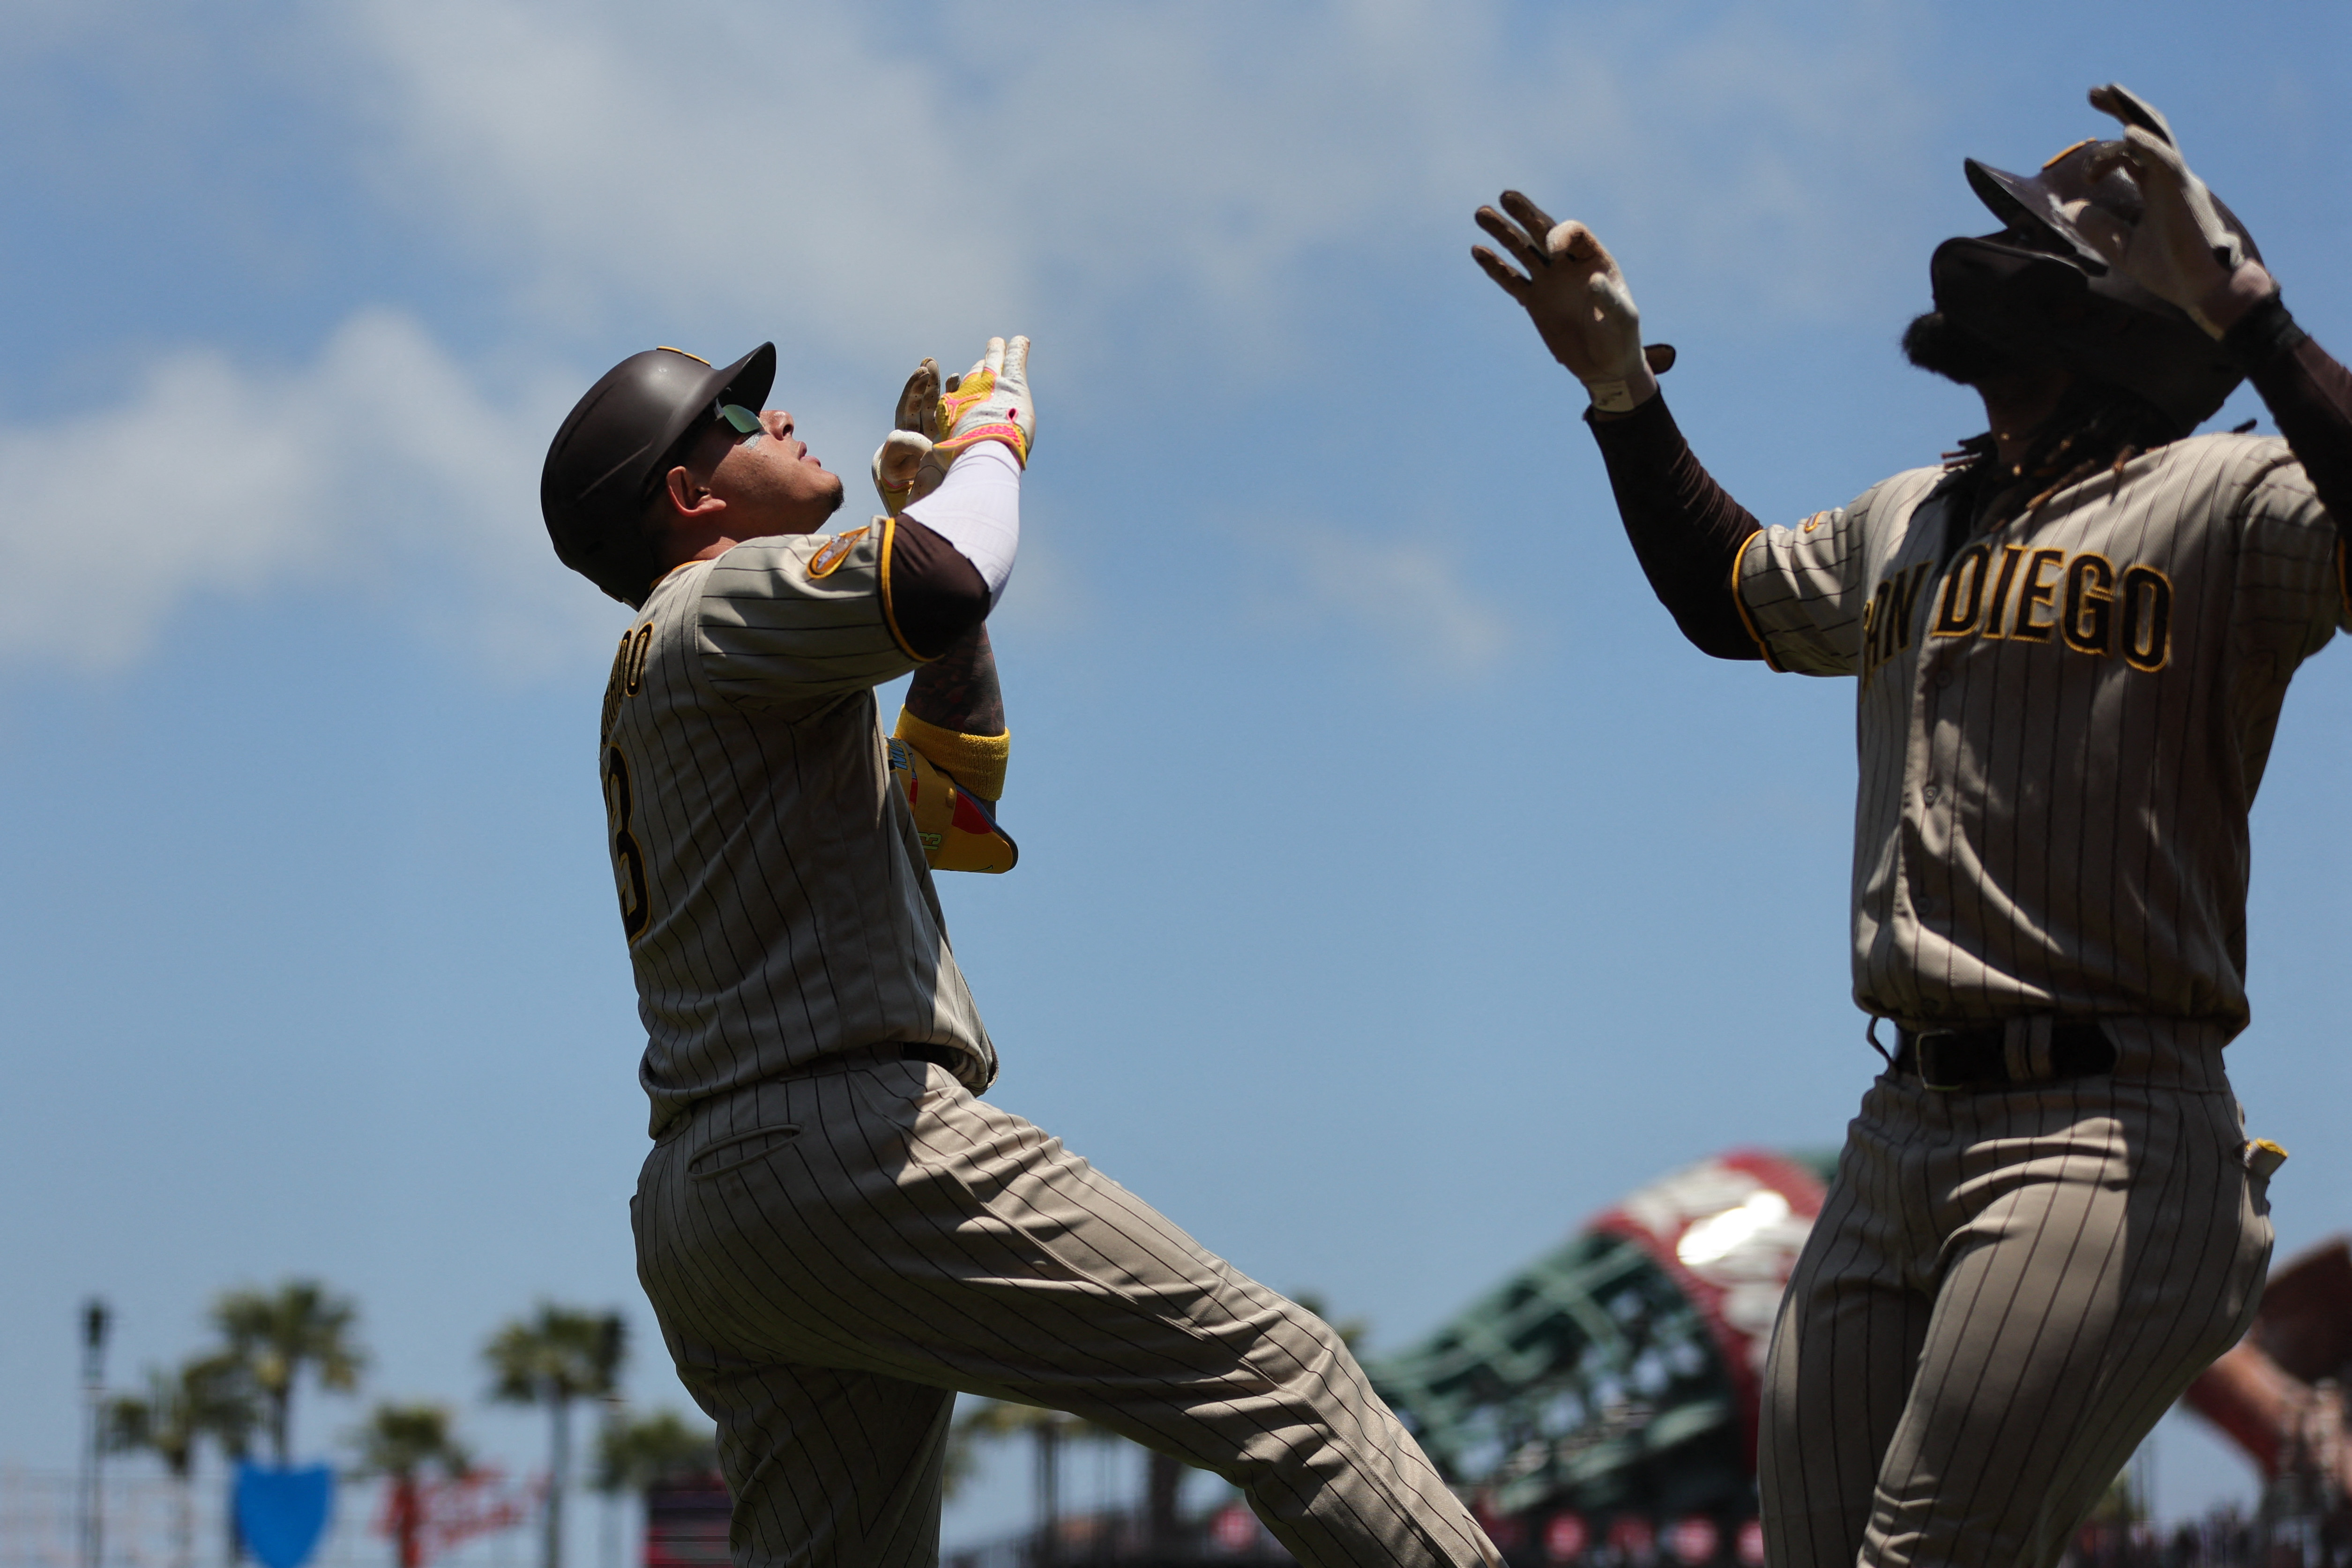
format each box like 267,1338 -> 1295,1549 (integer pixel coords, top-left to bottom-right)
603,746 -> 651,941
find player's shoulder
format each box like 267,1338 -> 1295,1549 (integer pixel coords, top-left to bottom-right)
634,556 -> 716,629
2165,430 -> 2293,461
1760,466 -> 1945,558
696,521 -> 900,663
702,521 -> 889,591
2150,431 -> 2300,484
1873,462 -> 1956,506
2138,432 -> 2319,524
644,554 -> 717,601
1837,462 -> 1951,531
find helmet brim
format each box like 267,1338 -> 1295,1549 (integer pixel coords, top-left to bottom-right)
598,342 -> 778,508
1964,157 -> 2116,270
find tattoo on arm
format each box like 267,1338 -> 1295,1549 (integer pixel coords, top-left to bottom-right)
905,626 -> 1006,735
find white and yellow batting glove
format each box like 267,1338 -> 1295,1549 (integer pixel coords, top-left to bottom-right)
933,335 -> 1035,466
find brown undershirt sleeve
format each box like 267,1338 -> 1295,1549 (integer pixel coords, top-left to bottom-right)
1584,395 -> 1767,661
885,517 -> 992,660
2229,296 -> 2352,532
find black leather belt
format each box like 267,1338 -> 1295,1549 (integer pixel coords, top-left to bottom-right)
901,1041 -> 963,1071
1894,1022 -> 2115,1090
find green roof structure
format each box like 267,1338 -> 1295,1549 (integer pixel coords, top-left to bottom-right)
1366,1149 -> 1840,1527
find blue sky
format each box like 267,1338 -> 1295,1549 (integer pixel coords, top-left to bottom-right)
3,0 -> 2350,1546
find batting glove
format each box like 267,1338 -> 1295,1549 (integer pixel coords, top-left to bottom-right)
933,336 -> 1034,466
2082,84 -> 2270,335
872,358 -> 952,517
1473,194 -> 1673,412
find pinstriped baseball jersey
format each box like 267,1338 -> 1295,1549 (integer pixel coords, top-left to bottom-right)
598,519 -> 994,1137
1733,433 -> 2349,1038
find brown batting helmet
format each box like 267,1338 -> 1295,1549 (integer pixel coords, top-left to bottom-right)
1929,136 -> 2259,436
542,343 -> 777,607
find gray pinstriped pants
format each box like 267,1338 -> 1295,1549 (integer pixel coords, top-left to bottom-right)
633,1049 -> 1498,1568
1759,1049 -> 2273,1568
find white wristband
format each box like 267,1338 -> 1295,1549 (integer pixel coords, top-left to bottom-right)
1584,379 -> 1636,414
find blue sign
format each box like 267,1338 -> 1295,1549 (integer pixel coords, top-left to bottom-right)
234,1463 -> 335,1568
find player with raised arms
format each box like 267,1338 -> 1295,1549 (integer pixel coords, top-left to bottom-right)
1473,85 -> 2352,1568
541,335 -> 1501,1568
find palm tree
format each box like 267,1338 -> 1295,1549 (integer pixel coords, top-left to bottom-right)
192,1353 -> 263,1567
351,1403 -> 473,1568
485,1307 -> 626,1568
213,1281 -> 367,1464
952,1403 -> 1125,1567
592,1409 -> 717,1495
105,1357 -> 261,1568
591,1409 -> 714,1568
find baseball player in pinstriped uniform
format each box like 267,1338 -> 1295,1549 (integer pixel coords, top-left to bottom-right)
540,336 -> 1501,1568
1472,86 -> 2352,1568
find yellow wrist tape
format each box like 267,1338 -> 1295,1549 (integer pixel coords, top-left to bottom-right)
892,709 -> 1010,802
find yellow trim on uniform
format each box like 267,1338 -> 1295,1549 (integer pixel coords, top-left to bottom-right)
894,709 -> 1010,801
806,525 -> 870,579
876,513 -> 939,664
1729,530 -> 1784,672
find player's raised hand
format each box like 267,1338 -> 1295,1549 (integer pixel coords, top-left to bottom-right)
934,335 -> 1035,466
895,356 -> 943,434
1472,193 -> 1666,412
873,357 -> 948,516
2082,84 -> 2274,335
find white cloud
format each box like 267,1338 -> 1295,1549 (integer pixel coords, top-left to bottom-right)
0,0 -> 1949,672
0,311 -> 616,674
0,309 -> 1102,676
336,0 -> 1945,360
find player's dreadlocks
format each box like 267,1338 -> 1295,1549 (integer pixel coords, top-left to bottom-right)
1938,382 -> 2186,547
2009,384 -> 2184,519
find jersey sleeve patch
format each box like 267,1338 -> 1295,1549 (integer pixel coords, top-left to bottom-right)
697,530 -> 920,709
806,525 -> 872,579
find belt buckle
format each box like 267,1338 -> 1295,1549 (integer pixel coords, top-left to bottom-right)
1912,1030 -> 1970,1092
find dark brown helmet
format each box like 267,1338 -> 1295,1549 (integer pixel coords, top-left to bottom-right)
541,343 -> 776,607
1928,137 -> 2258,436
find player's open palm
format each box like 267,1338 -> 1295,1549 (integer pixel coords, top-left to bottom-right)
1472,193 -> 1653,404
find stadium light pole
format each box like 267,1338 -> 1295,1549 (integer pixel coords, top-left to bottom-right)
80,1299 -> 111,1568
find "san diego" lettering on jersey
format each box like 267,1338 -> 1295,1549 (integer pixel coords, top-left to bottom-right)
1861,543 -> 2174,690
